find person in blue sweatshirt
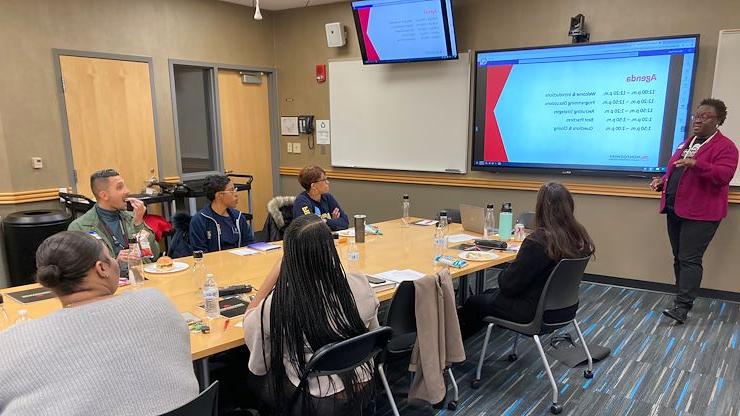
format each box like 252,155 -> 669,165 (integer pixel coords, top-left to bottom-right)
190,175 -> 254,252
292,166 -> 349,231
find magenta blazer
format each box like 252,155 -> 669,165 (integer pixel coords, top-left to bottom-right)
659,131 -> 738,221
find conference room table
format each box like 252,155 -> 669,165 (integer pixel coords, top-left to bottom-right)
0,217 -> 518,385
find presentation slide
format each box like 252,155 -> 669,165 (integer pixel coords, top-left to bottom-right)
353,0 -> 456,63
472,36 -> 698,174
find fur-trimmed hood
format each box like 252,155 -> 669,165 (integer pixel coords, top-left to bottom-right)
267,196 -> 296,228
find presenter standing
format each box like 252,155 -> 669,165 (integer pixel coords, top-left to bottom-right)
650,98 -> 738,323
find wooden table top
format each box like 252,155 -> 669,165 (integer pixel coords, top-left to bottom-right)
0,218 -> 517,360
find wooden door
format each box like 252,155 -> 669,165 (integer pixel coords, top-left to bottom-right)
60,56 -> 158,198
218,71 -> 273,230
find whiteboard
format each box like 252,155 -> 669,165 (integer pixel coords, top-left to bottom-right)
711,29 -> 740,186
329,53 -> 471,173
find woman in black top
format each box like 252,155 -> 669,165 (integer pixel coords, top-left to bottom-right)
462,182 -> 595,333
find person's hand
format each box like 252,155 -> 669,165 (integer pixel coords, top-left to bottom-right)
649,177 -> 663,192
116,249 -> 131,262
674,158 -> 696,169
127,198 -> 146,225
331,208 -> 341,219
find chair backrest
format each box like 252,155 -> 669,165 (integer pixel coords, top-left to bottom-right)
304,326 -> 393,377
534,257 -> 590,329
160,381 -> 218,416
384,281 -> 417,337
518,211 -> 535,229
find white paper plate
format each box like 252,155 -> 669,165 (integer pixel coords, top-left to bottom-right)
337,229 -> 355,237
143,261 -> 190,274
458,251 -> 498,262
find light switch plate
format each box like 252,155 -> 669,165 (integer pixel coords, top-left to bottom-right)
32,157 -> 43,169
287,142 -> 293,153
293,143 -> 301,153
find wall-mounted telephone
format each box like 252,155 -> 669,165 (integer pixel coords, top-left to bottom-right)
298,115 -> 314,134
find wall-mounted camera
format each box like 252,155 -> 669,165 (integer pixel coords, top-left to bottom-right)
569,14 -> 590,44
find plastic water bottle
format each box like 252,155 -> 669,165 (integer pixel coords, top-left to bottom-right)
192,251 -> 208,292
484,203 -> 496,240
203,273 -> 220,320
127,237 -> 145,286
434,211 -> 448,258
402,194 -> 411,226
15,309 -> 30,325
347,238 -> 360,271
499,203 -> 513,241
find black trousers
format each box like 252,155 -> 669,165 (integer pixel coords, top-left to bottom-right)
665,210 -> 720,310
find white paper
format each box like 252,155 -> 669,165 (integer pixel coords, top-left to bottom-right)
447,234 -> 476,243
229,247 -> 259,256
316,119 -> 330,145
280,116 -> 299,136
372,269 -> 426,283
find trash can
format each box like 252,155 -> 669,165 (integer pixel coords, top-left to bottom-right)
3,210 -> 72,287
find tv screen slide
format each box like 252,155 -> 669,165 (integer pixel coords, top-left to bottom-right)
471,35 -> 699,176
351,0 -> 457,64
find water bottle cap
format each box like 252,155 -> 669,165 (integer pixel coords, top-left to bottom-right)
193,250 -> 204,259
402,194 -> 409,199
486,204 -> 494,209
206,273 -> 214,278
18,309 -> 27,316
128,237 -> 137,243
501,203 -> 512,213
439,210 -> 447,217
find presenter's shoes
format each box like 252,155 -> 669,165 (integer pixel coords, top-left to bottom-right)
662,307 -> 688,324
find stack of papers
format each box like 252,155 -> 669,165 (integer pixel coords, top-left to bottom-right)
447,234 -> 476,243
247,242 -> 281,252
229,247 -> 259,256
368,280 -> 397,293
371,269 -> 426,283
412,219 -> 438,226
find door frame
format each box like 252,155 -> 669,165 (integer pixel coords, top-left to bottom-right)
168,59 -> 281,196
52,49 -> 164,192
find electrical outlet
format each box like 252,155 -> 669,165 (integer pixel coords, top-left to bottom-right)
293,143 -> 301,153
287,142 -> 293,153
32,157 -> 43,169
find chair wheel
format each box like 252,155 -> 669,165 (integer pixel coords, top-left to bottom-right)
550,404 -> 563,414
507,353 -> 518,362
432,400 -> 445,409
584,370 -> 593,379
471,379 -> 480,389
448,401 -> 458,411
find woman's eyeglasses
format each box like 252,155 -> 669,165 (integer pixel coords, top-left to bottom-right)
691,113 -> 717,122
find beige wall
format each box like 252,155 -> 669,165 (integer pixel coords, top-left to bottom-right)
0,0 -> 275,193
0,0 -> 276,286
274,0 -> 740,293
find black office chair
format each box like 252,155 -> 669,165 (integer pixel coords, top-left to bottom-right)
383,280 -> 460,411
286,326 -> 396,416
517,211 -> 535,229
161,380 -> 219,416
470,257 -> 593,415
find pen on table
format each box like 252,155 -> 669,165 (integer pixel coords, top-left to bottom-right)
223,318 -> 230,331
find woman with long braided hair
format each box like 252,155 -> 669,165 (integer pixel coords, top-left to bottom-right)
243,214 -> 379,414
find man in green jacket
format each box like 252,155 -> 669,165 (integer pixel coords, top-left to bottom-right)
68,169 -> 160,263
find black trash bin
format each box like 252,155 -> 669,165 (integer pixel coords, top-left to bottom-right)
3,210 -> 72,287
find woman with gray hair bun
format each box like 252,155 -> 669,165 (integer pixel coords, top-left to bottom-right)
0,231 -> 199,416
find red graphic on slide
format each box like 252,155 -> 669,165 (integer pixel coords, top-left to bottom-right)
484,65 -> 513,161
358,8 -> 379,61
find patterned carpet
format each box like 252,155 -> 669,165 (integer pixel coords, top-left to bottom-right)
377,282 -> 740,416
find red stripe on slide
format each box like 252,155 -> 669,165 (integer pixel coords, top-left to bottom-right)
483,65 -> 513,162
358,8 -> 379,62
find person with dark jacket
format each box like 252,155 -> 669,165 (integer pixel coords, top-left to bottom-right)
650,98 -> 738,324
292,166 -> 349,231
462,183 -> 595,333
189,175 -> 254,253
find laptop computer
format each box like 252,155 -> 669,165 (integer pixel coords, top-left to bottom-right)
459,204 -> 486,234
